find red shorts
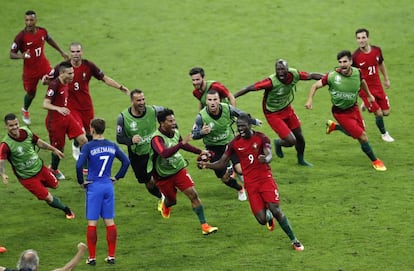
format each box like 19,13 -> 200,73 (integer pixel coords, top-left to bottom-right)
246,177 -> 280,215
155,168 -> 194,203
22,66 -> 52,95
71,109 -> 94,134
332,105 -> 365,139
46,114 -> 85,149
359,86 -> 390,112
19,166 -> 58,200
264,105 -> 301,139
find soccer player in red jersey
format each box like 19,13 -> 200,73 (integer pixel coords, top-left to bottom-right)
235,60 -> 322,166
189,67 -> 236,109
352,28 -> 394,142
42,62 -> 88,180
10,10 -> 69,125
46,42 -> 129,160
199,113 -> 304,251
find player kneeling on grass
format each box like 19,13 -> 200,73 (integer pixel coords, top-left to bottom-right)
198,113 -> 304,251
148,108 -> 218,236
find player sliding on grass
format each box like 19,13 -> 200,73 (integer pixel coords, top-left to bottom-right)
198,113 -> 304,251
0,113 -> 75,219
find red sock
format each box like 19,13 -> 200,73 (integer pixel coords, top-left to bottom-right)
106,224 -> 117,257
87,225 -> 97,259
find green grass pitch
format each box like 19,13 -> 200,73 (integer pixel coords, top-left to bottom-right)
0,0 -> 413,270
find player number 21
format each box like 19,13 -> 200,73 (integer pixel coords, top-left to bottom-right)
368,65 -> 376,75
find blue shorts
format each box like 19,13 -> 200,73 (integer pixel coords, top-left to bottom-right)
85,181 -> 115,220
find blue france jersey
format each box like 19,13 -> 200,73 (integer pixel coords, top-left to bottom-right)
76,139 -> 130,184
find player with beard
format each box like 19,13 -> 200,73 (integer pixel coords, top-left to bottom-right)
305,50 -> 386,171
189,67 -> 236,109
198,113 -> 304,251
235,59 -> 322,166
116,89 -> 165,211
10,10 -> 68,125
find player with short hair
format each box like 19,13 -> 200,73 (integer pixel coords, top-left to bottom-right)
198,113 -> 304,251
0,113 -> 75,219
235,59 -> 323,166
116,89 -> 164,211
352,28 -> 394,142
149,108 -> 218,235
43,62 -> 88,180
47,42 -> 130,159
76,118 -> 130,265
189,67 -> 236,109
305,50 -> 386,171
192,90 -> 261,201
10,10 -> 69,125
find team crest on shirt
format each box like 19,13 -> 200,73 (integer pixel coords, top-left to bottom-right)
276,87 -> 285,95
82,72 -> 87,80
130,121 -> 138,131
47,89 -> 54,96
16,146 -> 24,156
334,75 -> 342,84
253,142 -> 258,150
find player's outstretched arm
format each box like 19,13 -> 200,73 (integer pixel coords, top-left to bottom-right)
52,242 -> 87,271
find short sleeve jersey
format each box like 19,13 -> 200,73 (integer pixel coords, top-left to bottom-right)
226,131 -> 273,184
53,60 -> 105,111
352,46 -> 384,87
10,27 -> 52,77
0,127 -> 42,179
45,78 -> 69,119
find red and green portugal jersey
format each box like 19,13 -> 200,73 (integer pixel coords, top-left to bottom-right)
2,127 -> 43,179
199,81 -> 230,107
199,103 -> 233,146
265,68 -> 300,112
327,67 -> 361,109
121,106 -> 157,155
149,130 -> 186,178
